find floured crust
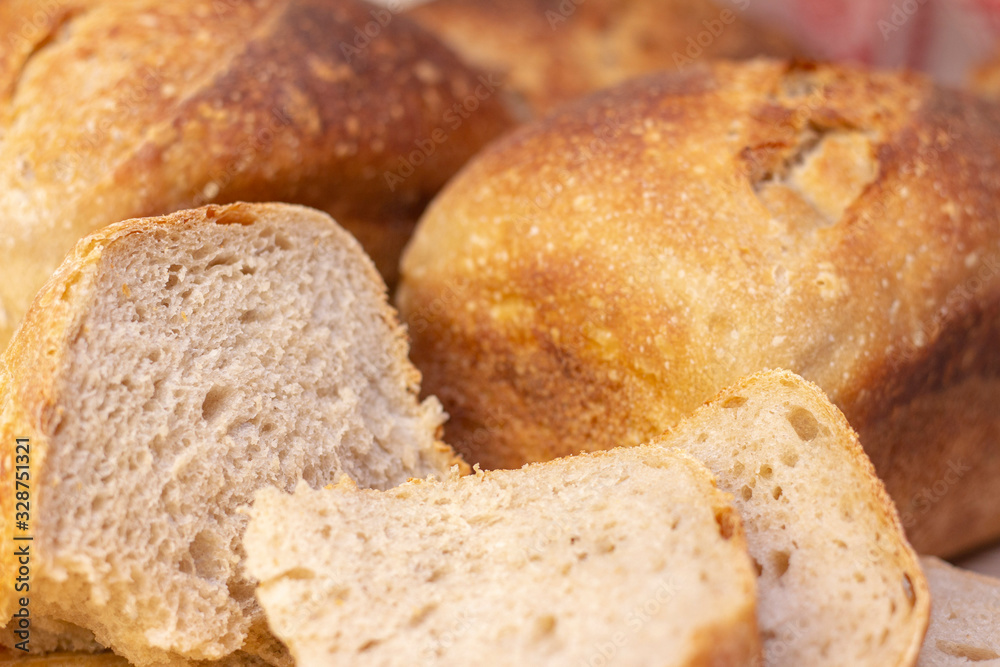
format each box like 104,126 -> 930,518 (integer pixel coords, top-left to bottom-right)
0,0 -> 513,346
406,0 -> 799,115
398,59 -> 1000,555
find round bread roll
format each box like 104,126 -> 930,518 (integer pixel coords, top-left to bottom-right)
398,59 -> 1000,557
405,0 -> 800,116
0,0 -> 513,346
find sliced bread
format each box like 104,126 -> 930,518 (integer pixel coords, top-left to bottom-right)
653,369 -> 929,666
245,447 -> 762,666
917,556 -> 1000,666
0,203 -> 461,666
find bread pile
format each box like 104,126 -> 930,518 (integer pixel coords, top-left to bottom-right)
0,0 -> 997,665
399,58 -> 1000,557
405,0 -> 800,115
0,0 -> 513,347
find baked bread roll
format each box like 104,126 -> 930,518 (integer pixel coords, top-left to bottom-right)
0,0 -> 513,347
918,557 -> 1000,666
658,370 -> 928,666
405,0 -> 800,115
398,59 -> 1000,556
0,203 -> 461,665
246,447 -> 762,666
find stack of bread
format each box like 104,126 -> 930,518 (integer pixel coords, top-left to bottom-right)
1,0 -> 999,665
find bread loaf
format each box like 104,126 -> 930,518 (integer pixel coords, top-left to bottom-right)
406,0 -> 799,115
398,58 -> 1000,555
245,448 -> 762,666
918,557 -> 1000,666
0,0 -> 513,347
0,203 -> 461,665
657,370 -> 928,666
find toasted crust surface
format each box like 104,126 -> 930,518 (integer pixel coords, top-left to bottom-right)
398,59 -> 1000,555
406,0 -> 799,115
0,0 -> 513,345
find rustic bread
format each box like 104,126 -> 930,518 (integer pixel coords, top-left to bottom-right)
657,370 -> 928,666
0,0 -> 513,346
245,447 -> 762,666
398,58 -> 1000,555
0,203 -> 462,666
406,0 -> 799,115
918,557 -> 1000,666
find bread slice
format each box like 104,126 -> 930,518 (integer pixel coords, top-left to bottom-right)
0,203 -> 461,666
918,557 -> 1000,666
245,447 -> 762,666
650,370 -> 929,666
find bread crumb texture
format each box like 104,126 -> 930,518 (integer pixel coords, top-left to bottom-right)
246,446 -> 761,666
0,203 -> 454,666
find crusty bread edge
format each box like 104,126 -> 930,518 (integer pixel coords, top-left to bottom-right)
665,368 -> 931,667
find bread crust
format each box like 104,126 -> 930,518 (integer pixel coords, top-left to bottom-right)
0,0 -> 513,345
398,59 -> 1000,556
0,202 -> 464,663
406,0 -> 799,116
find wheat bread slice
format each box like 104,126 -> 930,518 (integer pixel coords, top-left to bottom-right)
650,369 -> 929,666
245,447 -> 762,666
917,556 -> 1000,666
0,203 -> 462,666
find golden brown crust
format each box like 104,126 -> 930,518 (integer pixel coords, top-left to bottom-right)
0,202 -> 464,662
971,52 -> 1000,99
0,0 -> 513,346
406,0 -> 800,115
398,59 -> 1000,556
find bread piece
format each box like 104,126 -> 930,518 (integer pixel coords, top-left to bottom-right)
0,203 -> 462,666
653,370 -> 928,666
918,557 -> 1000,666
245,447 -> 762,666
406,0 -> 799,115
398,58 -> 1000,555
0,0 -> 513,346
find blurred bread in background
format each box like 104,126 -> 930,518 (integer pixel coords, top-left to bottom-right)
0,0 -> 514,347
405,0 -> 800,115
